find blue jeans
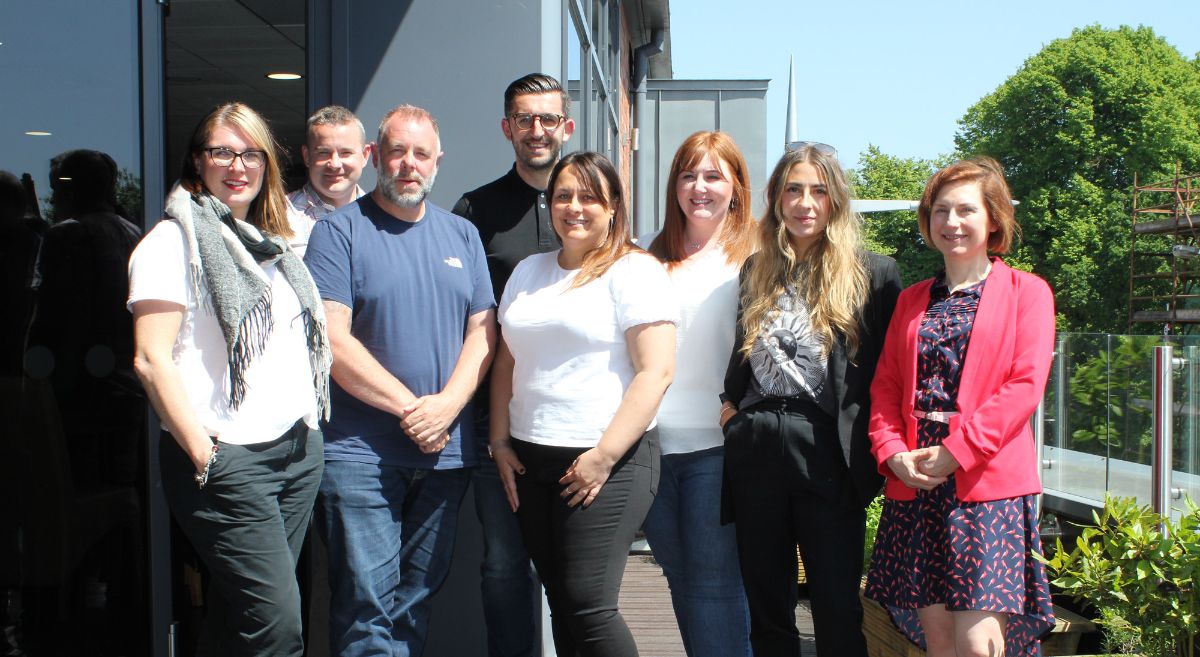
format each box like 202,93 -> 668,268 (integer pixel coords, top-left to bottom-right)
642,445 -> 752,657
317,461 -> 470,657
473,457 -> 539,657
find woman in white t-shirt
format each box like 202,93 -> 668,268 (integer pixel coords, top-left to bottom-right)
641,131 -> 756,657
489,151 -> 677,657
128,102 -> 330,656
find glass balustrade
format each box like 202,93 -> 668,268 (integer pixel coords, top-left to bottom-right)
1041,333 -> 1200,521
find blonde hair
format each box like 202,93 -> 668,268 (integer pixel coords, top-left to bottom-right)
649,131 -> 755,269
180,102 -> 292,238
739,146 -> 870,361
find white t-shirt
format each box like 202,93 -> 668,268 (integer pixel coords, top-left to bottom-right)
499,250 -> 678,448
127,220 -> 318,444
654,248 -> 741,454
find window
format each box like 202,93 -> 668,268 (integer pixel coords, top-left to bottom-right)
563,0 -> 622,165
0,2 -> 151,654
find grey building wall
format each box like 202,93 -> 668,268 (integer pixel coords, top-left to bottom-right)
637,79 -> 769,231
312,0 -> 563,210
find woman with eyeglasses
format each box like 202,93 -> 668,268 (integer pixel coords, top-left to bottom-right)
489,151 -> 677,657
719,143 -> 901,657
864,157 -> 1055,657
129,102 -> 330,656
640,131 -> 755,657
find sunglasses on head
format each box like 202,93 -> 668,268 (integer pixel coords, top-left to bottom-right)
785,141 -> 838,159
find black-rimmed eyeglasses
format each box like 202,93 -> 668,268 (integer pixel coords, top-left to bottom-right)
508,113 -> 565,131
785,141 -> 838,159
202,147 -> 267,169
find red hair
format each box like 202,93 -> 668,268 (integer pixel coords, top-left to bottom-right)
648,131 -> 755,269
918,156 -> 1019,254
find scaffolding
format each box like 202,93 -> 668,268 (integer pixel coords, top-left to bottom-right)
1128,167 -> 1200,333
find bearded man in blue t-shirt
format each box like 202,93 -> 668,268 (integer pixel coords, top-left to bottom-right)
304,105 -> 496,657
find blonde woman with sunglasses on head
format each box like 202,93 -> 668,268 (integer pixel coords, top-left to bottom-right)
719,142 -> 901,657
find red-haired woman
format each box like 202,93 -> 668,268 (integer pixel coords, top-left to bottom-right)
865,157 -> 1056,657
642,131 -> 755,657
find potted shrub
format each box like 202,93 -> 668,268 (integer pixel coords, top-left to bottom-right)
1041,494 -> 1200,657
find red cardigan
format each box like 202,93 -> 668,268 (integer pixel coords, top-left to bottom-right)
868,259 -> 1055,502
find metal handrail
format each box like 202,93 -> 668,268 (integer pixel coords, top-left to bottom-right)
1153,345 -> 1175,531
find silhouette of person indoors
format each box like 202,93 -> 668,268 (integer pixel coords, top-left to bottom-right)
0,170 -> 44,377
25,149 -> 143,489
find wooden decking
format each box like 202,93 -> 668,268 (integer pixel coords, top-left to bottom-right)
619,555 -> 817,656
620,556 -> 686,656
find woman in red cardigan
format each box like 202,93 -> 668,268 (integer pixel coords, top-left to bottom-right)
864,157 -> 1056,657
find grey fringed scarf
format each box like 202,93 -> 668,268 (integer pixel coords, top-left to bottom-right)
164,184 -> 331,419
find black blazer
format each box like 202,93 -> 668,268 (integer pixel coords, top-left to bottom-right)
722,251 -> 902,508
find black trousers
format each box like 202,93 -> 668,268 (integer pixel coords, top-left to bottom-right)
512,435 -> 658,657
724,405 -> 868,657
161,421 -> 322,657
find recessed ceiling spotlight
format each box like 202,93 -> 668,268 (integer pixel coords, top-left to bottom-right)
266,72 -> 302,80
25,131 -> 52,136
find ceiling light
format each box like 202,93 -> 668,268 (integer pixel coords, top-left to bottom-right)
266,72 -> 302,80
25,131 -> 51,136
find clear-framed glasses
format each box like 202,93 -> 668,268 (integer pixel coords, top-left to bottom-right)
203,147 -> 267,169
785,141 -> 838,159
508,112 -> 565,131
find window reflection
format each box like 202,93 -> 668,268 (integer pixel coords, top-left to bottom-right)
0,2 -> 148,655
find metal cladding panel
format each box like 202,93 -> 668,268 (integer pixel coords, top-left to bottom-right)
717,90 -> 770,213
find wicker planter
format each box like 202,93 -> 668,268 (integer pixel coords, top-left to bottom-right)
861,593 -> 924,657
859,588 -> 1096,657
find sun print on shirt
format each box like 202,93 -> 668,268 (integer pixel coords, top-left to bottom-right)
749,287 -> 829,400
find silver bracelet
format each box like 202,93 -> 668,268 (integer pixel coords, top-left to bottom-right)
193,445 -> 219,489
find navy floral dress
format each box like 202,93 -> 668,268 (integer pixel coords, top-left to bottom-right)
864,277 -> 1055,656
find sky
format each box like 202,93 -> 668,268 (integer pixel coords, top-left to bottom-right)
669,0 -> 1200,171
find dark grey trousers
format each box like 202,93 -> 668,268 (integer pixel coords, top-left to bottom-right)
161,421 -> 323,657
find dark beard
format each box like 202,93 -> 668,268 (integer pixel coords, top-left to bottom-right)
519,144 -> 560,172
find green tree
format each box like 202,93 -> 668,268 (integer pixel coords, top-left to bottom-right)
956,25 -> 1200,332
850,146 -> 946,285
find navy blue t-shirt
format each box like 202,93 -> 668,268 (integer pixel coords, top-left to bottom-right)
304,195 -> 495,468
